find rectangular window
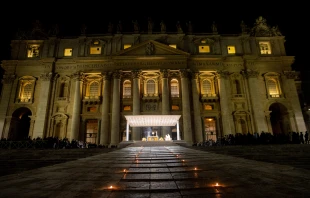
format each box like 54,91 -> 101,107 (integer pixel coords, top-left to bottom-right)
90,47 -> 101,54
64,48 -> 72,56
199,45 -> 210,53
227,46 -> 236,54
123,105 -> 131,111
259,41 -> 272,54
124,44 -> 132,49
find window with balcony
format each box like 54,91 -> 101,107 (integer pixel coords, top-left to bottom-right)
147,79 -> 155,95
264,73 -> 282,98
16,76 -> 36,103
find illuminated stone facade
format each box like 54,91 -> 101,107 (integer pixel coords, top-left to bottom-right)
0,17 -> 306,146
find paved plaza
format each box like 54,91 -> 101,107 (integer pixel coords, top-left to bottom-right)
0,141 -> 310,197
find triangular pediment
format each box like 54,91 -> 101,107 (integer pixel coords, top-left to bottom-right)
113,40 -> 190,56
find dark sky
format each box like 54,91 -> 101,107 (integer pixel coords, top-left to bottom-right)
0,4 -> 306,69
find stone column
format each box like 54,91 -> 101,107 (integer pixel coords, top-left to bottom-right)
0,74 -> 15,138
245,70 -> 269,134
100,72 -> 111,146
110,71 -> 121,146
33,72 -> 53,138
132,70 -> 141,141
191,72 -> 203,143
180,69 -> 192,143
70,72 -> 84,141
283,71 -> 307,132
161,69 -> 170,137
217,71 -> 234,136
265,111 -> 273,133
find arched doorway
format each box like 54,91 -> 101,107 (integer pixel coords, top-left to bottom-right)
9,107 -> 32,140
269,103 -> 290,134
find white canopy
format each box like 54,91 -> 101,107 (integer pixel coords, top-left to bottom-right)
124,115 -> 181,127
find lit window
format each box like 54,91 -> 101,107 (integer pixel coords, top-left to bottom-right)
171,79 -> 179,97
147,79 -> 155,95
124,105 -> 131,111
267,79 -> 280,97
201,40 -> 206,43
172,105 -> 179,110
227,46 -> 236,54
27,44 -> 40,58
259,41 -> 272,54
90,47 -> 101,54
123,80 -> 131,98
169,44 -> 177,49
124,44 -> 132,49
202,80 -> 212,94
64,48 -> 72,56
87,107 -> 97,112
204,104 -> 213,110
199,45 -> 210,53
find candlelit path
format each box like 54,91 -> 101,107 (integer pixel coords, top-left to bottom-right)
0,141 -> 310,197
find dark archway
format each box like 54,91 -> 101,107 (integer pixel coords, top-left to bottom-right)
9,107 -> 32,140
269,103 -> 290,135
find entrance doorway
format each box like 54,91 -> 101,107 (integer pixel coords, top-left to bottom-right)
269,103 -> 290,134
86,119 -> 98,143
204,117 -> 217,142
9,107 -> 32,140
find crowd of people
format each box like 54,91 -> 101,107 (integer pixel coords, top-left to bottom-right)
193,131 -> 309,147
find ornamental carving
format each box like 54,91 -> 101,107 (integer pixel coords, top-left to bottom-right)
191,71 -> 200,79
102,72 -> 112,81
145,42 -> 155,55
40,72 -> 53,81
244,70 -> 259,78
2,74 -> 16,84
160,69 -> 169,78
132,70 -> 142,78
250,16 -> 281,37
283,71 -> 296,79
70,71 -> 84,81
179,69 -> 189,78
216,70 -> 230,79
113,71 -> 122,79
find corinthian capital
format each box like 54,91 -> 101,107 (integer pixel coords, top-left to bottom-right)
70,71 -> 84,81
40,72 -> 53,81
216,70 -> 230,79
160,69 -> 169,78
244,69 -> 259,78
102,72 -> 112,81
113,70 -> 122,79
179,69 -> 189,78
2,74 -> 16,84
283,71 -> 297,79
132,70 -> 142,79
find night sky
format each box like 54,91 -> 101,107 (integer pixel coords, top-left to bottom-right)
0,4 -> 307,101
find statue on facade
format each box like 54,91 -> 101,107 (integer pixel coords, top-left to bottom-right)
271,25 -> 282,36
250,16 -> 272,37
211,21 -> 218,33
186,21 -> 193,34
160,20 -> 166,33
240,20 -> 247,34
145,42 -> 154,55
49,24 -> 59,36
107,21 -> 113,34
80,23 -> 87,35
31,20 -> 48,39
176,21 -> 183,33
117,21 -> 122,33
132,20 -> 139,33
148,17 -> 154,33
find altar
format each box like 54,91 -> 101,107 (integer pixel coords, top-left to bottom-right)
147,136 -> 159,141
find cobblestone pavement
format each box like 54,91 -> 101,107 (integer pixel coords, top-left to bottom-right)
0,142 -> 309,197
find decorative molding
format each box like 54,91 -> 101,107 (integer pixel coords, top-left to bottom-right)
113,70 -> 122,79
132,70 -> 142,78
2,74 -> 16,84
102,72 -> 112,81
160,69 -> 169,78
283,71 -> 296,79
70,71 -> 84,81
216,70 -> 230,79
179,69 -> 189,78
244,70 -> 259,78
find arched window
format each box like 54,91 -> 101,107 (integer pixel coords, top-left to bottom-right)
170,79 -> 179,97
202,80 -> 212,95
147,79 -> 155,95
123,80 -> 131,98
89,82 -> 99,97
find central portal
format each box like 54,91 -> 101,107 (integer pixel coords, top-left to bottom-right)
124,115 -> 181,141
